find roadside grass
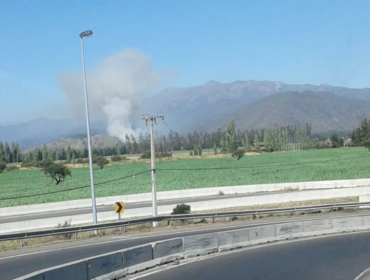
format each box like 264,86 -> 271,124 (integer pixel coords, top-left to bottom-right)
0,147 -> 369,207
0,196 -> 360,251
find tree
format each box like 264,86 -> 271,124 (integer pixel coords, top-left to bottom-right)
213,142 -> 218,155
232,149 -> 245,160
225,119 -> 237,152
243,132 -> 249,151
330,133 -> 343,148
0,162 -> 6,173
0,142 -> 4,162
41,161 -> 71,185
96,156 -> 109,170
193,144 -> 198,156
253,134 -> 260,151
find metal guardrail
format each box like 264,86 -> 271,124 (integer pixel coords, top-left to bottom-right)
1,201 -> 369,242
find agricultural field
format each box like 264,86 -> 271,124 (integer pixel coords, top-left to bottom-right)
0,147 -> 370,207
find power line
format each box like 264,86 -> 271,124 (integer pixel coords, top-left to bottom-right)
0,169 -> 151,201
1,155 -> 368,202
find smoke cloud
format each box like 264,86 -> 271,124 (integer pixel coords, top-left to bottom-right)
58,48 -> 160,141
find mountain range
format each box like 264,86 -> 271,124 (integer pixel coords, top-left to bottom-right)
142,80 -> 370,134
2,80 -> 370,149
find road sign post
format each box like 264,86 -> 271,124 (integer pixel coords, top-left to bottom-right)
115,202 -> 124,231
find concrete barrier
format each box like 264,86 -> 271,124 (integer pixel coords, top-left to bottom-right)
43,261 -> 87,280
218,228 -> 249,251
303,219 -> 332,235
153,238 -> 184,264
123,245 -> 153,267
249,225 -> 276,245
183,233 -> 219,258
86,252 -> 123,279
275,222 -> 304,240
332,217 -> 363,231
13,215 -> 370,280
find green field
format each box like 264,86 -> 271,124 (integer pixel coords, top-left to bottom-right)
1,147 -> 370,207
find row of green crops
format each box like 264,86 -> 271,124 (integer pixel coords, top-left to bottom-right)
0,147 -> 369,207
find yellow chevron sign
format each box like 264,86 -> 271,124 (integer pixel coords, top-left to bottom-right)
115,202 -> 124,213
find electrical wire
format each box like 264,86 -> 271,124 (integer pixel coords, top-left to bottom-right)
0,169 -> 151,201
1,155 -> 368,201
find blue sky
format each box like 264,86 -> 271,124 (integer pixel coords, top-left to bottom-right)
1,0 -> 370,124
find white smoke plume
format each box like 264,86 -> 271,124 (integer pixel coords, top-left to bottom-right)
58,48 -> 160,141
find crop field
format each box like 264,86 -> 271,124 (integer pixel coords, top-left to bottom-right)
0,147 -> 370,207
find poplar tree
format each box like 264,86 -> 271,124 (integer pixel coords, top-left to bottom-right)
225,120 -> 238,152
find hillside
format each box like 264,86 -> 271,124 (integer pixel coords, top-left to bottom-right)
200,91 -> 370,133
142,80 -> 370,133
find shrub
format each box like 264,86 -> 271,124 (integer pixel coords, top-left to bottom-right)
96,156 -> 109,170
0,162 -> 6,173
141,151 -> 172,159
172,204 -> 191,215
75,158 -> 87,164
231,149 -> 245,160
5,166 -> 19,172
56,219 -> 73,239
141,150 -> 151,159
21,161 -> 38,168
111,155 -> 122,162
158,152 -> 172,158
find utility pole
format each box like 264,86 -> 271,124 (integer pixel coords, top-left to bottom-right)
140,114 -> 164,227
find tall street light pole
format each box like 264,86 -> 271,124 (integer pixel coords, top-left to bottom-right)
79,30 -> 98,230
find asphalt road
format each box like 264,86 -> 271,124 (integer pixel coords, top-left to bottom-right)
0,192 -> 274,223
139,232 -> 370,280
1,213 -> 370,280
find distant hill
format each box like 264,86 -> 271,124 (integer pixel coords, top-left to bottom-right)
199,91 -> 370,134
0,117 -> 105,148
142,80 -> 370,133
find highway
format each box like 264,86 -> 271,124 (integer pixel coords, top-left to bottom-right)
0,192 -> 274,224
138,231 -> 370,280
1,213 -> 369,280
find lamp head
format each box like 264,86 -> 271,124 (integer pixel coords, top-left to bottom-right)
79,30 -> 93,38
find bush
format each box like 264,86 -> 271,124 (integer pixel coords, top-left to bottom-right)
39,159 -> 54,168
141,151 -> 172,159
21,161 -> 38,168
56,219 -> 73,239
231,149 -> 245,160
158,152 -> 172,158
75,158 -> 87,164
172,204 -> 191,215
6,166 -> 19,172
141,150 -> 151,159
0,162 -> 6,173
111,155 -> 122,162
95,156 -> 109,169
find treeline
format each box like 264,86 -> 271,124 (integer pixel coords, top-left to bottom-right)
263,125 -> 318,152
0,141 -> 21,163
0,122 -> 320,164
